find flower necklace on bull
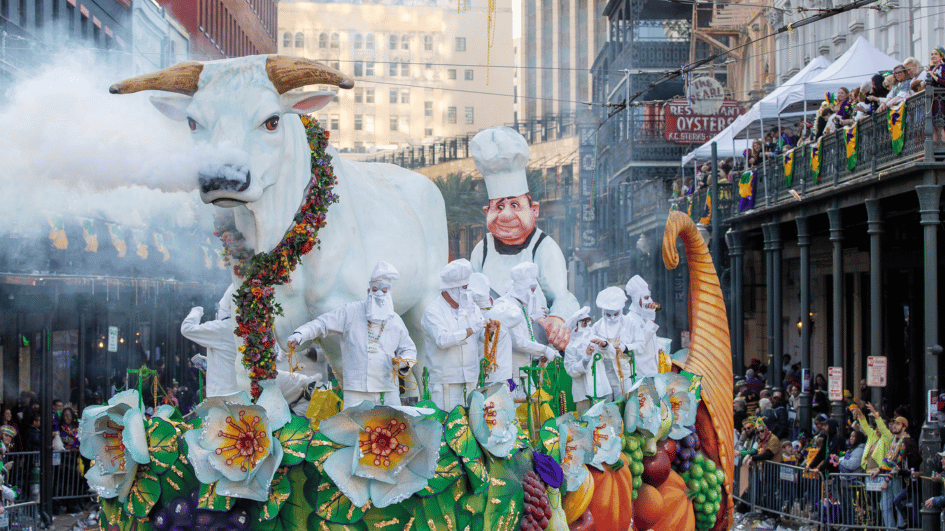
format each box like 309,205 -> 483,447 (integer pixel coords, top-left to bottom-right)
216,115 -> 338,398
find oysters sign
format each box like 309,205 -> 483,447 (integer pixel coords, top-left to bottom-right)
663,86 -> 743,145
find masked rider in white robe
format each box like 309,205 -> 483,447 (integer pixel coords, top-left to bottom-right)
592,287 -> 636,397
421,260 -> 486,410
288,262 -> 416,409
563,307 -> 615,415
624,275 -> 660,378
504,262 -> 559,388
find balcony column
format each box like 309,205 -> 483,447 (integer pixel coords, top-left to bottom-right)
726,229 -> 744,374
771,222 -> 783,389
917,183 -> 943,531
796,211 -> 812,434
864,196 -> 883,409
827,205 -> 845,429
762,223 -> 773,384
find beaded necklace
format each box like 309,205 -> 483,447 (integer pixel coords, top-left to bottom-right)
517,301 -> 535,341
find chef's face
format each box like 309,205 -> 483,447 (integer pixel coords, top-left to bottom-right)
483,194 -> 539,245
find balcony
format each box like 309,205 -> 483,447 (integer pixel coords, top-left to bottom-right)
678,88 -> 945,223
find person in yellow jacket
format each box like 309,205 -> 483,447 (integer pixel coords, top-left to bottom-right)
853,403 -> 891,473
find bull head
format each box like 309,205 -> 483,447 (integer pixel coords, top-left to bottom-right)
110,56 -> 353,207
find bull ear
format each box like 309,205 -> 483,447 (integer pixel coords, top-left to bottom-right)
149,95 -> 192,122
280,91 -> 335,115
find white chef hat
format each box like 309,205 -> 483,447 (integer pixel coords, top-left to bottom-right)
470,126 -> 530,200
625,275 -> 650,299
439,259 -> 473,290
596,286 -> 628,311
510,262 -> 539,287
370,261 -> 400,284
217,284 -> 235,320
467,273 -> 491,300
564,306 -> 591,330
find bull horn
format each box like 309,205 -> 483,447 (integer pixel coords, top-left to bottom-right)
109,61 -> 204,95
265,55 -> 355,93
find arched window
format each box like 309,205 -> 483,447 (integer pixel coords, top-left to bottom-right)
295,32 -> 304,48
401,35 -> 409,50
366,34 -> 375,50
330,33 -> 340,49
283,32 -> 292,48
389,34 -> 397,50
423,35 -> 432,51
319,33 -> 328,48
354,33 -> 363,49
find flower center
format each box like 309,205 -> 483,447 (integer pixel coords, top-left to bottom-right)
102,420 -> 127,471
592,424 -> 610,449
216,410 -> 270,473
359,419 -> 410,468
483,403 -> 498,429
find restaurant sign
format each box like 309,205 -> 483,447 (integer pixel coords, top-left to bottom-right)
663,99 -> 744,144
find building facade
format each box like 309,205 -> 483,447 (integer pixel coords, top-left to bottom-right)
131,0 -> 190,76
278,0 -> 514,155
518,0 -> 608,122
155,0 -> 276,60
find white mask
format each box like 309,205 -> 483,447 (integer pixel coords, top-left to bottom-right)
366,281 -> 394,321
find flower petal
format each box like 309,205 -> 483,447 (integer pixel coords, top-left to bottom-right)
323,447 -> 372,507
184,429 -> 223,485
153,405 -> 176,420
84,461 -> 122,499
108,389 -> 142,409
256,379 -> 290,432
368,464 -> 427,508
404,418 -> 443,479
203,404 -> 269,483
115,463 -> 138,503
191,392 -> 252,421
215,441 -> 282,502
121,409 -> 150,465
319,402 -> 371,447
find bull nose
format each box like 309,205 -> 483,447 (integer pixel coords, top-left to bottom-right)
198,164 -> 251,194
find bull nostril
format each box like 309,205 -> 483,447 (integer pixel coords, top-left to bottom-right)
198,164 -> 252,194
237,171 -> 251,192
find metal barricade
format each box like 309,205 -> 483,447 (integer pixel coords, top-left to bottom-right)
751,460 -> 827,528
0,452 -> 41,530
824,471 -> 924,530
50,450 -> 94,508
0,500 -> 41,530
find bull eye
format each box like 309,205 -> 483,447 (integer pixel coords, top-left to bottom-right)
187,117 -> 198,131
264,116 -> 280,132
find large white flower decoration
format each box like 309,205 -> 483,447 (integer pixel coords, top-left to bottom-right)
78,390 -> 151,502
320,402 -> 443,508
468,382 -> 519,458
582,401 -> 623,470
555,414 -> 593,492
184,380 -> 290,502
623,376 -> 663,436
659,373 -> 699,439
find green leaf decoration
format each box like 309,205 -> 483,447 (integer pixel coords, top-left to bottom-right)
515,420 -> 531,450
125,465 -> 161,518
159,457 -> 198,506
197,482 -> 235,512
416,400 -> 448,424
414,487 -> 461,531
481,450 -> 530,531
457,488 -> 486,531
462,457 -> 489,495
361,502 -> 415,531
540,418 -> 562,462
260,467 -> 293,521
445,406 -> 481,461
307,432 -> 344,469
314,471 -> 367,524
100,498 -> 135,531
417,440 -> 463,497
147,418 -> 180,474
254,463 -> 319,531
277,415 -> 314,467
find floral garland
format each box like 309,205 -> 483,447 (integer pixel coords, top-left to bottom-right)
215,115 -> 338,397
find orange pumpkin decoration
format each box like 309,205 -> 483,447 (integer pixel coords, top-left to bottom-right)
632,483 -> 664,530
651,470 -> 695,531
587,453 -> 634,531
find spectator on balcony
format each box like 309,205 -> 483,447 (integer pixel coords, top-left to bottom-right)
814,102 -> 834,139
764,130 -> 778,155
905,57 -> 927,83
926,46 -> 945,142
865,74 -> 890,113
745,139 -> 764,168
834,87 -> 856,127
854,84 -> 872,120
879,66 -> 912,111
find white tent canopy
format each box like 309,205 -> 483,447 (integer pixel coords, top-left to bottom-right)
681,117 -> 751,165
802,36 -> 900,101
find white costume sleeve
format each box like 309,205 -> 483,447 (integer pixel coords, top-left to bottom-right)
509,319 -> 555,360
564,340 -> 593,377
180,307 -> 236,351
421,305 -> 469,348
533,238 -> 580,321
393,316 -> 419,372
621,313 -> 646,355
293,305 -> 350,343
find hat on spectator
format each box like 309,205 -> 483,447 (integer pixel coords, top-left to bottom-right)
893,416 -> 909,428
0,425 -> 16,438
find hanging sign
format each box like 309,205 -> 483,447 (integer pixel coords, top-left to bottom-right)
663,98 -> 743,144
108,326 -> 119,352
828,366 -> 843,401
866,356 -> 887,387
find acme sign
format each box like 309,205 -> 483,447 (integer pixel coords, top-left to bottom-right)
663,99 -> 743,144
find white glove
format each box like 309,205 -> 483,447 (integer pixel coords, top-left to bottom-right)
397,360 -> 412,372
469,319 -> 485,335
542,346 -> 558,363
287,332 -> 304,346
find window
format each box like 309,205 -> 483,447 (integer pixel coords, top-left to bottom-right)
425,128 -> 433,136
366,88 -> 375,103
330,33 -> 339,49
465,106 -> 474,124
455,37 -> 466,51
401,90 -> 409,103
295,32 -> 304,48
329,61 -> 340,71
354,88 -> 363,103
318,114 -> 328,126
389,62 -> 397,76
464,69 -> 474,80
389,35 -> 397,50
330,115 -> 339,130
365,115 -> 375,131
354,33 -> 363,49
354,141 -> 364,153
366,62 -> 375,76
401,35 -> 409,50
366,34 -> 375,49
424,35 -> 433,51
319,33 -> 328,48
283,32 -> 291,48
425,101 -> 433,116
447,69 -> 457,80
354,61 -> 363,77
390,116 -> 399,131
355,115 -> 363,130
401,115 -> 409,130
401,63 -> 409,76
447,106 -> 457,124
390,89 -> 398,104
425,63 -> 433,70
